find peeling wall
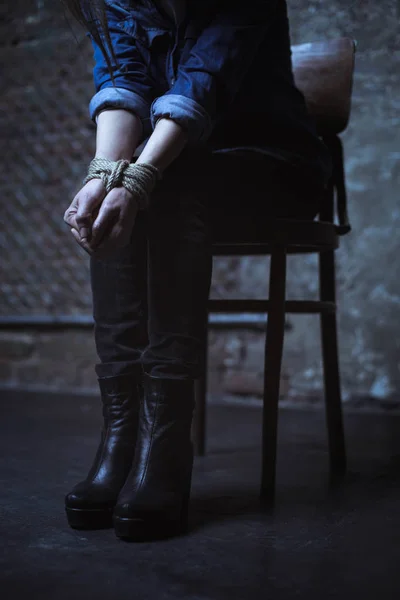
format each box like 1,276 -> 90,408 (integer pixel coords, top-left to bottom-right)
215,0 -> 400,407
284,0 -> 400,405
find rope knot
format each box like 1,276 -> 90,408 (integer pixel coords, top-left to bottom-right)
108,159 -> 130,190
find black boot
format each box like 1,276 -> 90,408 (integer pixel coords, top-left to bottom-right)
65,370 -> 142,530
113,374 -> 195,541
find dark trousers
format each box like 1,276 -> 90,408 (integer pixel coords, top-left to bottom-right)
90,149 -> 323,381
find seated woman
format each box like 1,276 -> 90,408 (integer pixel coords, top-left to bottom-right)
63,0 -> 332,541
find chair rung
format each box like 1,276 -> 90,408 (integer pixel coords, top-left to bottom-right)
208,299 -> 336,314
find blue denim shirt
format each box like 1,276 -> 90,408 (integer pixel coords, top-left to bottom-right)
87,0 -> 332,185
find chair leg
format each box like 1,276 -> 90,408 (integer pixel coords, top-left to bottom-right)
319,250 -> 346,475
193,322 -> 209,456
260,246 -> 287,508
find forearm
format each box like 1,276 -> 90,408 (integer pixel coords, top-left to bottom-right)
136,118 -> 188,173
94,110 -> 187,173
95,109 -> 143,161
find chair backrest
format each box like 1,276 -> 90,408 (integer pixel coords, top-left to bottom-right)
291,37 -> 356,136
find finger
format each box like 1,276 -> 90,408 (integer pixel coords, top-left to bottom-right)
64,180 -> 105,232
75,190 -> 105,242
97,190 -> 138,248
70,227 -> 93,255
63,197 -> 79,230
73,203 -> 100,234
75,208 -> 93,243
65,197 -> 91,235
64,209 -> 76,230
92,203 -> 137,254
90,202 -> 119,249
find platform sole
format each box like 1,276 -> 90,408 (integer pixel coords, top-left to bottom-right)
113,515 -> 187,542
65,506 -> 114,530
113,487 -> 190,542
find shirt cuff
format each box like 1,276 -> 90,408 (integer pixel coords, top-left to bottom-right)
150,94 -> 213,144
89,87 -> 152,138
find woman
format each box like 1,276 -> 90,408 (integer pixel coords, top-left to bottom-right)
63,0 -> 332,541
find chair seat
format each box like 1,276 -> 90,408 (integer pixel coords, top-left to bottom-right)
212,218 -> 340,255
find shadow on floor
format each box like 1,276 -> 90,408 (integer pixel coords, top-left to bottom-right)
1,389 -> 400,599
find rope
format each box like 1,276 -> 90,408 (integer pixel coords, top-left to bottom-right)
83,158 -> 162,210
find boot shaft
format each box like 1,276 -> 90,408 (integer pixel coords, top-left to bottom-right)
85,371 -> 143,482
118,374 -> 196,504
97,371 -> 143,435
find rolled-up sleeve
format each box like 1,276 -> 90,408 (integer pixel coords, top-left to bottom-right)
150,94 -> 213,142
151,0 -> 278,144
87,4 -> 156,139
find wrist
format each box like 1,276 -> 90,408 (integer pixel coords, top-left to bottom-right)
83,158 -> 161,211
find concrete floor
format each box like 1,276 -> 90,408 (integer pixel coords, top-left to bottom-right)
1,389 -> 400,600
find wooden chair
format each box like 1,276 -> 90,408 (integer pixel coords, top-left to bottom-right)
193,38 -> 356,507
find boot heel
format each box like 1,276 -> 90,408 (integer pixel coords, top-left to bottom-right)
65,507 -> 113,530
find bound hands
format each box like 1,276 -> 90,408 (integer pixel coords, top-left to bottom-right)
63,179 -> 138,257
63,159 -> 160,258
